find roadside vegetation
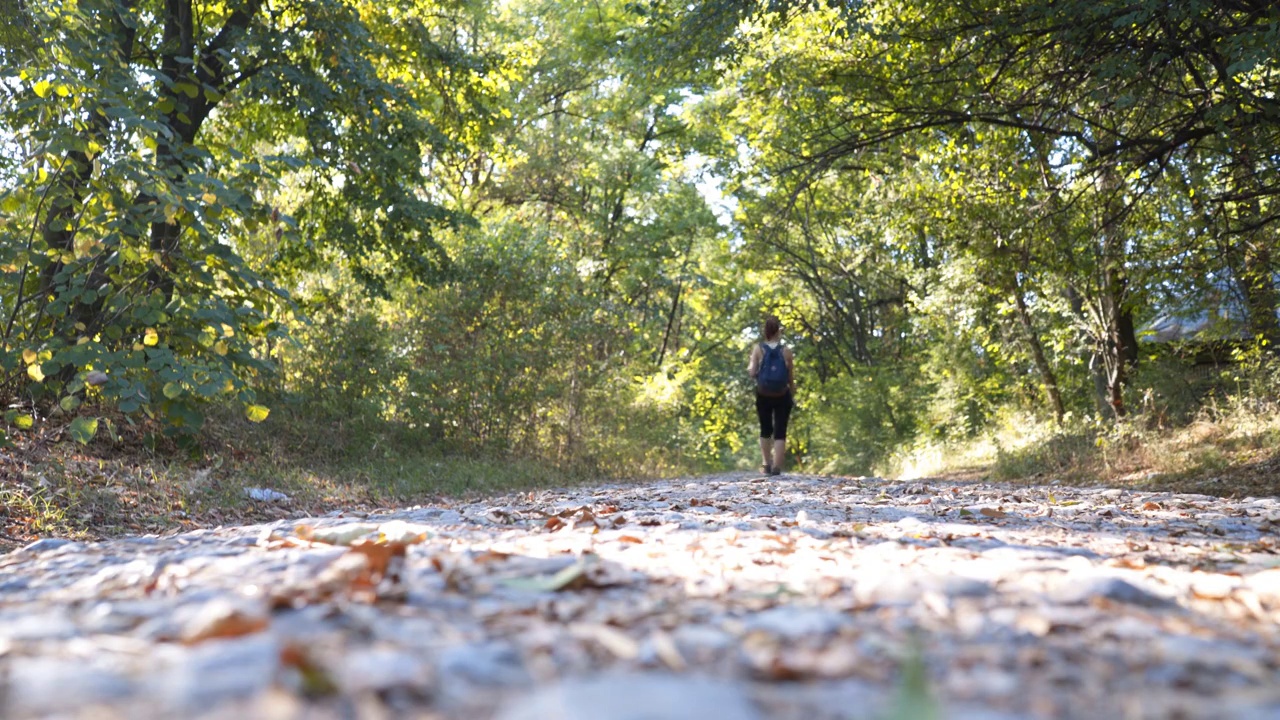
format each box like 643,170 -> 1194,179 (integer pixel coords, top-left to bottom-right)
5,354 -> 1277,552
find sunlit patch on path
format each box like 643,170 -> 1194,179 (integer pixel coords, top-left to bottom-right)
2,473 -> 1278,719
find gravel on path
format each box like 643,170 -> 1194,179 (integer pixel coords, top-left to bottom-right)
2,472 -> 1278,720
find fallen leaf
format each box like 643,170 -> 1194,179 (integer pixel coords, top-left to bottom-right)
499,556 -> 596,592
1191,573 -> 1238,600
181,601 -> 269,644
544,516 -> 566,532
980,507 -> 1008,519
474,549 -> 512,564
616,535 -> 644,544
377,520 -> 429,544
1143,501 -> 1161,511
296,523 -> 378,546
349,539 -> 409,600
280,644 -> 339,698
572,623 -> 639,660
650,631 -> 686,671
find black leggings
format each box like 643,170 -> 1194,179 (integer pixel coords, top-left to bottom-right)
756,393 -> 794,440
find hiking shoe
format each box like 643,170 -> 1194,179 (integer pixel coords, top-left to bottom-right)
760,464 -> 772,475
769,467 -> 782,476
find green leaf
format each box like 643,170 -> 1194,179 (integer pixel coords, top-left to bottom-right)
498,556 -> 595,592
245,404 -> 270,422
9,413 -> 34,430
163,381 -> 183,399
59,395 -> 82,412
68,417 -> 98,445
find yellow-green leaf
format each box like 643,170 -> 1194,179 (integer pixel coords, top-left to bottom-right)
246,404 -> 270,422
13,414 -> 34,430
27,364 -> 45,382
68,417 -> 98,445
163,382 -> 183,399
22,349 -> 37,365
33,80 -> 52,98
144,328 -> 159,346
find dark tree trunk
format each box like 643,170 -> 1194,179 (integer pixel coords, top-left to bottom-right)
1241,239 -> 1280,350
1096,158 -> 1136,419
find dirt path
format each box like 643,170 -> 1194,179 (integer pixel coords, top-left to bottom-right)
2,472 -> 1278,719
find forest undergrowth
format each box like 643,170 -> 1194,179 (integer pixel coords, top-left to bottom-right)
4,376 -> 1279,554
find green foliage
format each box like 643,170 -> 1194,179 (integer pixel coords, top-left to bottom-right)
67,416 -> 98,445
1,0 -> 483,436
5,0 -> 1277,483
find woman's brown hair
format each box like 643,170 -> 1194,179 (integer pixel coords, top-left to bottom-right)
764,315 -> 781,341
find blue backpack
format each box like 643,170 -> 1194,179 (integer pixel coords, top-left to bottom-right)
756,343 -> 789,396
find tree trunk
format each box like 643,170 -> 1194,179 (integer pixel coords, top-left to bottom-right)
142,0 -> 262,298
1100,261 -> 1130,417
1066,284 -> 1111,416
1241,239 -> 1280,350
1012,276 -> 1066,424
1096,159 -> 1134,419
1232,147 -> 1280,351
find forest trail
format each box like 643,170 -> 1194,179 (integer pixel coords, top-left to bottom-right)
1,472 -> 1278,720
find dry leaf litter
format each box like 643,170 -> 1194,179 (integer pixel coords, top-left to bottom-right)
1,472 -> 1279,719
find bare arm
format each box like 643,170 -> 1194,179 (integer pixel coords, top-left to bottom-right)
747,344 -> 762,378
784,347 -> 795,392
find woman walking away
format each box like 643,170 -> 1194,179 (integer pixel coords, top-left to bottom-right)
747,315 -> 794,476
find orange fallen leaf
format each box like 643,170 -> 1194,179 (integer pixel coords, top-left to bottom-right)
347,539 -> 408,599
980,507 -> 1008,519
616,535 -> 644,544
474,549 -> 512,564
181,606 -> 269,645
